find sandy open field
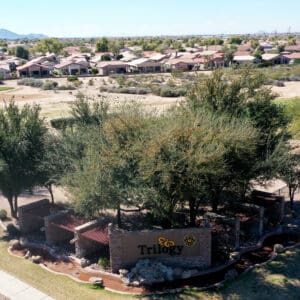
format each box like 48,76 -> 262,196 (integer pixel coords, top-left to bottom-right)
0,76 -> 182,121
1,76 -> 300,122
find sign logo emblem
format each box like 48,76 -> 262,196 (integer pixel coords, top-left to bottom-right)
158,236 -> 175,247
184,235 -> 196,246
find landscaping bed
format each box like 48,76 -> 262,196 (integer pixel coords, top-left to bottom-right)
8,231 -> 300,295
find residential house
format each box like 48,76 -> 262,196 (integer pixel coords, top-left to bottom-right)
129,58 -> 163,73
17,61 -> 52,77
262,53 -> 285,65
93,52 -> 114,62
283,52 -> 300,64
284,42 -> 300,53
164,58 -> 198,71
96,61 -> 129,75
55,59 -> 89,75
233,55 -> 258,65
0,64 -> 10,79
119,50 -> 139,62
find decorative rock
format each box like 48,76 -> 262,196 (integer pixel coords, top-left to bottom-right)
89,277 -> 103,287
80,258 -> 90,268
224,269 -> 238,281
230,252 -> 240,260
31,255 -> 42,264
131,280 -> 140,287
121,276 -> 130,285
19,237 -> 29,247
9,239 -> 20,250
119,269 -> 129,277
122,259 -> 174,286
273,244 -> 284,253
24,250 -> 31,259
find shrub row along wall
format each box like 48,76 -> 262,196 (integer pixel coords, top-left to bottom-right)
108,225 -> 211,273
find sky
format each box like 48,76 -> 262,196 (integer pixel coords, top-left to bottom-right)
1,0 -> 300,37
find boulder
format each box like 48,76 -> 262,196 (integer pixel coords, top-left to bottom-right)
121,276 -> 130,285
9,239 -> 20,250
89,277 -> 103,287
31,255 -> 42,264
131,280 -> 140,287
119,269 -> 129,277
230,252 -> 240,260
19,237 -> 29,247
24,250 -> 31,259
273,244 -> 284,254
80,258 -> 90,268
224,269 -> 238,281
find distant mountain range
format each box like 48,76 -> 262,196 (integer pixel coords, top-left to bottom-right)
0,29 -> 47,40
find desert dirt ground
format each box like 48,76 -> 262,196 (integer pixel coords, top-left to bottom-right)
0,76 -> 182,121
1,76 -> 300,122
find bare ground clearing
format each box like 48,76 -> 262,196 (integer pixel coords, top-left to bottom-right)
0,76 -> 182,120
1,77 -> 300,121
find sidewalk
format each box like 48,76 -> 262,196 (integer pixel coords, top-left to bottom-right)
0,270 -> 54,300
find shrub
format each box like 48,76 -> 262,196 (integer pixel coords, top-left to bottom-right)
67,75 -> 79,82
88,79 -> 94,86
0,209 -> 7,221
90,68 -> 99,75
56,85 -> 76,90
42,80 -> 58,90
152,86 -> 187,97
6,223 -> 20,237
50,117 -> 75,130
17,78 -> 43,88
98,257 -> 110,269
272,80 -> 285,87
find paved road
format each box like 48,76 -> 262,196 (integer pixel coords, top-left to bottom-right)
0,270 -> 53,300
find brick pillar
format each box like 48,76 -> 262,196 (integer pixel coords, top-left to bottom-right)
278,196 -> 285,222
258,207 -> 264,237
108,224 -> 123,273
235,216 -> 240,250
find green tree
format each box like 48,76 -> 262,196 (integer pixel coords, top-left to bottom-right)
15,46 -> 29,60
227,36 -> 243,45
0,102 -> 47,217
187,70 -> 290,199
96,37 -> 109,52
139,110 -> 257,226
65,105 -> 149,226
35,38 -> 63,54
38,134 -> 68,204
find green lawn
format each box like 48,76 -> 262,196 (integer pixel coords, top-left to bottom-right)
1,228 -> 300,300
274,97 -> 300,139
0,86 -> 14,91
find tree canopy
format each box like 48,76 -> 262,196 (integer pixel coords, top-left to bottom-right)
0,102 -> 47,217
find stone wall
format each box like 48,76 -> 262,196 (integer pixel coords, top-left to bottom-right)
18,199 -> 50,234
45,210 -> 73,245
109,225 -> 211,273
